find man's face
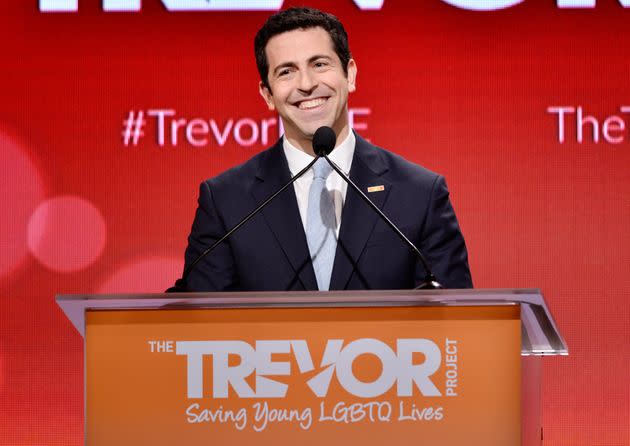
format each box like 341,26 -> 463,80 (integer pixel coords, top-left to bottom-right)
259,27 -> 357,153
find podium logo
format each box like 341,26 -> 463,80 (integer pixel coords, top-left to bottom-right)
176,339 -> 442,399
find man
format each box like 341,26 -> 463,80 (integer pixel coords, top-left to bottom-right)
176,7 -> 472,292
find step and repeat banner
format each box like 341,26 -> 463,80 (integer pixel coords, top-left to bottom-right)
0,1 -> 628,445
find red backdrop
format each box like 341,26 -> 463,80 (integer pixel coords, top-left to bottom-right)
1,1 -> 628,444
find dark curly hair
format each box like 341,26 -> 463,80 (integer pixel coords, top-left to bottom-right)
254,7 -> 352,91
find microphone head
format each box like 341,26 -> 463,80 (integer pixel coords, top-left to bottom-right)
312,126 -> 337,156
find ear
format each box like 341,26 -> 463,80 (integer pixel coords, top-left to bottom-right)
258,81 -> 275,111
346,59 -> 357,93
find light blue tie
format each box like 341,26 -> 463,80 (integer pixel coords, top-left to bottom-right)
306,158 -> 337,291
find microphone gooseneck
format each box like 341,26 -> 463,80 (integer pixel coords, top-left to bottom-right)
168,130 -> 333,293
168,155 -> 320,292
315,125 -> 442,290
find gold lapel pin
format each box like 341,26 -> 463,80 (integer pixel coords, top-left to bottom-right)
367,185 -> 385,193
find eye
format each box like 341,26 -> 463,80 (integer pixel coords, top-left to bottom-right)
276,66 -> 297,78
314,60 -> 329,69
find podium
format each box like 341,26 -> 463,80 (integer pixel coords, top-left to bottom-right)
57,289 -> 567,446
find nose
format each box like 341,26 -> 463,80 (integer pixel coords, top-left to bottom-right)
297,70 -> 317,94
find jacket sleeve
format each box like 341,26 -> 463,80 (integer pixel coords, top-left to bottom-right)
417,175 -> 473,289
182,181 -> 239,291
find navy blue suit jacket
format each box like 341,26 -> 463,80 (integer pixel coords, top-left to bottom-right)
183,134 -> 472,291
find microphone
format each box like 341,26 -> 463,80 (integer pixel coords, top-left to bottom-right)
318,126 -> 442,290
167,135 -> 327,293
313,126 -> 336,156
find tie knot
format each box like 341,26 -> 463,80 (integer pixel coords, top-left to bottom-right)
312,158 -> 333,180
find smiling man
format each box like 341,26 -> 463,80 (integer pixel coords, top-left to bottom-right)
257,25 -> 356,154
176,7 -> 472,292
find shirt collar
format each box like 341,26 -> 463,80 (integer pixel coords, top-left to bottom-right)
283,130 -> 355,178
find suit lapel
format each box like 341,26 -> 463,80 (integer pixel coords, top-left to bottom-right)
251,140 -> 318,290
329,134 -> 391,290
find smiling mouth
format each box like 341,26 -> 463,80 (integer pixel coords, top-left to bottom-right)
295,97 -> 328,110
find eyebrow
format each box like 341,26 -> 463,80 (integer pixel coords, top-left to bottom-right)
272,55 -> 333,76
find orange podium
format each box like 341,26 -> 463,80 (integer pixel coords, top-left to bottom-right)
56,289 -> 567,446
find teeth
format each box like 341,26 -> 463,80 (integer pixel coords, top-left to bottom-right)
298,98 -> 326,110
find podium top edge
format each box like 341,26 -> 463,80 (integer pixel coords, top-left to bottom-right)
55,288 -> 546,314
56,288 -> 542,302
54,288 -> 568,355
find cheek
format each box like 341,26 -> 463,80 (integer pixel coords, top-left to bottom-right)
271,87 -> 292,108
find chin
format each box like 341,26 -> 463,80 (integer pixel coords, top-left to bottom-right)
302,121 -> 334,136
296,126 -> 323,139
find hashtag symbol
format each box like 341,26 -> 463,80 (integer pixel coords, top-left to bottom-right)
122,110 -> 145,146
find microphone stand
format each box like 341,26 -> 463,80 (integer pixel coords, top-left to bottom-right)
168,156 -> 320,292
323,155 -> 442,290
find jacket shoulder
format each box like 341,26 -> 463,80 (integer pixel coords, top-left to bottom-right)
358,139 -> 442,188
202,143 -> 276,191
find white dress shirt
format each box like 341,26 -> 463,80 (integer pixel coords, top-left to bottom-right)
283,131 -> 355,238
